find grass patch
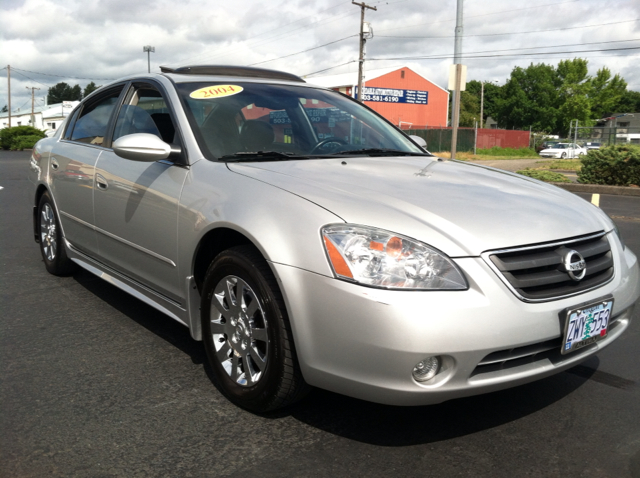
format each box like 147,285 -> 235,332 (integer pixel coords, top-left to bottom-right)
476,146 -> 537,158
433,147 -> 538,161
535,159 -> 582,171
516,169 -> 570,183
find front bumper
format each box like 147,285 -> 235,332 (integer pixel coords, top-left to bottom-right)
272,243 -> 639,406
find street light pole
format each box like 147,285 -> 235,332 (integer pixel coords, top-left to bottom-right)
143,45 -> 155,73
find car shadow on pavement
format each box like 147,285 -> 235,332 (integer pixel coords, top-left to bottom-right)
73,268 -> 207,366
280,358 -> 598,446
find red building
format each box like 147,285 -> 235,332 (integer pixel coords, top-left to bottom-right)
307,66 -> 449,129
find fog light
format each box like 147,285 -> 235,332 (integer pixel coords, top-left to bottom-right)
412,356 -> 440,382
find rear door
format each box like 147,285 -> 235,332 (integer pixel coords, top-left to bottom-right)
93,82 -> 188,302
49,85 -> 125,256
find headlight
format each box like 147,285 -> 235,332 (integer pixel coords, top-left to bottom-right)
321,225 -> 468,290
606,215 -> 625,251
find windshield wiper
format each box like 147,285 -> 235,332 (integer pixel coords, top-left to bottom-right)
334,148 -> 432,157
219,151 -> 310,162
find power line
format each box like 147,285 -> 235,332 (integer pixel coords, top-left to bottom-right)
8,68 -> 52,88
370,38 -> 640,61
376,0 -> 581,32
11,67 -> 115,81
168,2 -> 357,67
376,18 -> 640,39
368,45 -> 640,62
250,35 -> 358,66
302,60 -> 358,77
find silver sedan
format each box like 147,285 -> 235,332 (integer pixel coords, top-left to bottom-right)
28,66 -> 640,412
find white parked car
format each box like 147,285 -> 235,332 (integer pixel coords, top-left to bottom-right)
539,143 -> 587,159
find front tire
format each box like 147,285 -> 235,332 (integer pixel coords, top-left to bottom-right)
37,191 -> 76,276
201,246 -> 308,412
561,152 -> 567,159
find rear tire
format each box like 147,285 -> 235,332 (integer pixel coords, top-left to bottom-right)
37,191 -> 76,276
201,245 -> 309,412
561,152 -> 567,159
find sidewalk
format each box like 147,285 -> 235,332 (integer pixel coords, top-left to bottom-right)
467,158 -> 640,197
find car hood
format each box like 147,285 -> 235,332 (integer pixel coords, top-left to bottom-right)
540,148 -> 564,153
227,157 -> 611,256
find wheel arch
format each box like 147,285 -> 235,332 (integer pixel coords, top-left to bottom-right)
33,184 -> 50,243
192,226 -> 259,294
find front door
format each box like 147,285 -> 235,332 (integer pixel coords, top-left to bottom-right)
93,83 -> 188,302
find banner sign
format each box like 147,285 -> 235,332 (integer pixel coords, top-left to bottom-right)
355,87 -> 429,105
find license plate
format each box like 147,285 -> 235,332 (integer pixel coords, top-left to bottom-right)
561,299 -> 613,354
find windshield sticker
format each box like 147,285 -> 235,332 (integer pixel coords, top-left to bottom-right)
190,85 -> 244,99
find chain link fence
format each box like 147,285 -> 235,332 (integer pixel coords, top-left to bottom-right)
407,127 -> 531,153
572,126 -> 640,146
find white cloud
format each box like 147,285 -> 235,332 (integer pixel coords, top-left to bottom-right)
1,0 -> 639,111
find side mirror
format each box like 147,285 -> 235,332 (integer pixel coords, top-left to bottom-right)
112,133 -> 175,162
409,134 -> 427,149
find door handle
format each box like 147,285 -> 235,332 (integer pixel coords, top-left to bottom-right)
95,173 -> 108,190
51,158 -> 59,170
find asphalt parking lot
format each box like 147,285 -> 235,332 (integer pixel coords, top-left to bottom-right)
1,150 -> 639,477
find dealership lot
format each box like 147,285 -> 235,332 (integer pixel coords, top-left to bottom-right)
1,150 -> 639,477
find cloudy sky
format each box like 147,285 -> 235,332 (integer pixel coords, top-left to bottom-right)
1,0 -> 639,112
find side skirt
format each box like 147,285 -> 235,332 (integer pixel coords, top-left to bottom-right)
66,240 -> 197,332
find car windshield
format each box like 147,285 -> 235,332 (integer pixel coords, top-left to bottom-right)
175,82 -> 427,161
554,144 -> 569,149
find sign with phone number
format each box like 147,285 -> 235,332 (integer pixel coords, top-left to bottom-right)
355,87 -> 429,105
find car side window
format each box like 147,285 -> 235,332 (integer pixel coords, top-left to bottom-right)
113,87 -> 177,144
63,108 -> 82,140
70,88 -> 123,146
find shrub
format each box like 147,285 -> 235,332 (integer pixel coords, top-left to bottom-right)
0,125 -> 46,150
10,135 -> 45,151
578,144 -> 640,186
516,169 -> 570,183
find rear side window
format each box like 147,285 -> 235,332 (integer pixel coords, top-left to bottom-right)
69,88 -> 123,146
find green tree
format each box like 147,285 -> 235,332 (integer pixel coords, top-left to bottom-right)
556,59 -> 592,135
1,105 -> 7,113
615,90 -> 640,114
589,67 -> 627,119
47,82 -> 83,104
494,62 -> 560,132
83,81 -> 101,97
466,80 -> 501,126
458,90 -> 480,127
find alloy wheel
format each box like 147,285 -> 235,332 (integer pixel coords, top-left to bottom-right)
209,275 -> 269,386
40,203 -> 57,261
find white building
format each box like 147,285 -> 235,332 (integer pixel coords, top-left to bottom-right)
0,101 -> 79,133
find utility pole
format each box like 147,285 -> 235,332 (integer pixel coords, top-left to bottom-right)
451,0 -> 464,126
450,64 -> 463,160
7,65 -> 11,128
352,1 -> 376,102
26,86 -> 40,127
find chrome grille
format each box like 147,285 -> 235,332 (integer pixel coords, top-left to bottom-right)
486,233 -> 614,302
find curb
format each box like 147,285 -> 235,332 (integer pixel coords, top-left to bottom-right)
551,182 -> 640,197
